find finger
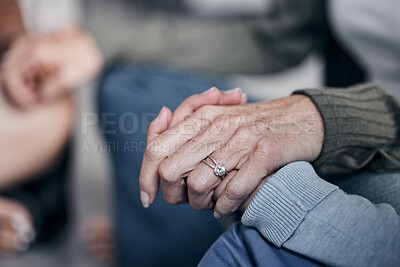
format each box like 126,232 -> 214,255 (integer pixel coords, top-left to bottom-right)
169,87 -> 220,128
159,113 -> 242,205
188,168 -> 237,210
33,61 -> 62,102
0,216 -> 14,232
159,172 -> 188,205
216,88 -> 243,105
185,125 -> 258,210
0,231 -> 23,253
140,107 -> 175,207
38,77 -> 65,102
169,87 -> 243,128
140,102 -> 221,207
186,154 -> 239,210
239,176 -> 268,212
0,199 -> 33,223
147,106 -> 172,142
214,152 -> 272,219
0,44 -> 40,108
2,66 -> 37,108
240,93 -> 247,104
213,170 -> 237,200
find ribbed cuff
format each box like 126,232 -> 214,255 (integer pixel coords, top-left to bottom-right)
241,161 -> 338,247
293,83 -> 399,174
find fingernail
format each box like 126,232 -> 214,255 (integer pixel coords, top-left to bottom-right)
19,228 -> 36,244
11,213 -> 29,232
202,87 -> 217,94
241,93 -> 247,101
214,211 -> 221,219
11,213 -> 36,244
141,191 -> 150,208
224,88 -> 241,94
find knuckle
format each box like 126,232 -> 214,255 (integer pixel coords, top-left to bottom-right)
187,177 -> 208,195
236,125 -> 252,137
253,138 -> 274,159
214,114 -> 229,124
185,138 -> 201,153
225,182 -> 246,201
182,114 -> 204,133
144,140 -> 166,161
143,148 -> 158,162
158,160 -> 177,183
188,190 -> 214,211
190,201 -> 209,211
208,114 -> 230,134
161,182 -> 185,205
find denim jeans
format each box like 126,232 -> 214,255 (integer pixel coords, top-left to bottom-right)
199,222 -> 322,267
97,63 -> 231,267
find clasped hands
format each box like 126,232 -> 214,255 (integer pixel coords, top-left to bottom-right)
140,88 -> 324,219
0,24 -> 103,108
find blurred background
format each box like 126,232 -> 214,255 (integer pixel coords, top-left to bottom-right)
0,0 -> 323,266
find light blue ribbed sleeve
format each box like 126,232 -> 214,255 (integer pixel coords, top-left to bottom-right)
242,161 -> 400,267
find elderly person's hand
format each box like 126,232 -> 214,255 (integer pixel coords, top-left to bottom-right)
0,24 -> 103,108
0,197 -> 35,254
147,87 -> 247,141
140,94 -> 324,218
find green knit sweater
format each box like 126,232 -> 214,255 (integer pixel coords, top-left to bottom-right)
295,83 -> 400,174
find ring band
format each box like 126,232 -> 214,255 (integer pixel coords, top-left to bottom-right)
202,156 -> 228,178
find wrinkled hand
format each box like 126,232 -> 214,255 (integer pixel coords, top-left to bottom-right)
141,87 -> 246,203
0,24 -> 103,108
140,94 -> 324,218
0,197 -> 35,254
147,87 -> 247,142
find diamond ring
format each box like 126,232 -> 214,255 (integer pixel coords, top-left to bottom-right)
202,156 -> 228,178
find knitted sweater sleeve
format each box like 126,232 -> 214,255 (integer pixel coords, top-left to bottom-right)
294,83 -> 400,174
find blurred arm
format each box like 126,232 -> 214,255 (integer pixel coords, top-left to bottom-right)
0,91 -> 74,188
89,0 -> 325,74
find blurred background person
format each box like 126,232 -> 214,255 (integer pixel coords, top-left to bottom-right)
0,0 -> 73,255
0,0 -> 102,262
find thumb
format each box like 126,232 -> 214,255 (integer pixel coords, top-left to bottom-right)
147,106 -> 172,142
140,106 -> 172,208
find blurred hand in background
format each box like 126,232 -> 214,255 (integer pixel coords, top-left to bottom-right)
0,197 -> 35,254
0,24 -> 103,108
